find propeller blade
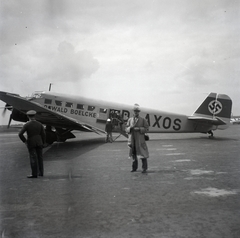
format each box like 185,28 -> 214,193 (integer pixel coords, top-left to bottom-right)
1,104 -> 13,116
7,114 -> 12,128
2,107 -> 7,116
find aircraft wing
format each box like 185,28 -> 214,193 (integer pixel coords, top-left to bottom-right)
188,116 -> 227,125
0,91 -> 106,134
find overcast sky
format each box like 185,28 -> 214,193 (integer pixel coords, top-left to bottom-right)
1,0 -> 240,125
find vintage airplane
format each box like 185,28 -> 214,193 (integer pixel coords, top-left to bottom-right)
230,116 -> 240,125
0,90 -> 232,144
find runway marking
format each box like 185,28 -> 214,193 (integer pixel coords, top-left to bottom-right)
193,187 -> 238,197
106,149 -> 122,152
184,177 -> 214,181
216,172 -> 228,175
166,153 -> 185,156
0,133 -> 18,137
190,169 -> 214,175
0,141 -> 19,145
156,148 -> 177,151
173,159 -> 191,162
162,145 -> 173,147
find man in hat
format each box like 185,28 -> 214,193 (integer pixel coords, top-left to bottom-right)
19,110 -> 46,178
125,104 -> 149,173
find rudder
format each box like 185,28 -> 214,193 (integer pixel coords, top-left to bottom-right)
193,93 -> 232,120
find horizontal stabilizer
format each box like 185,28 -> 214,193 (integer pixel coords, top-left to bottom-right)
188,116 -> 227,126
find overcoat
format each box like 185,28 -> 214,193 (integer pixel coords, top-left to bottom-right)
19,120 -> 46,149
126,116 -> 149,158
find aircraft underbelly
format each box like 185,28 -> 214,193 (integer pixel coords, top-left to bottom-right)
149,120 -> 214,133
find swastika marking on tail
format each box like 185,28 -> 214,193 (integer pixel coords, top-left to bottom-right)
208,100 -> 222,115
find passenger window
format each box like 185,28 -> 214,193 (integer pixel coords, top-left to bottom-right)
77,104 -> 84,110
100,108 -> 107,113
88,106 -> 95,111
66,102 -> 73,107
44,99 -> 52,104
55,100 -> 62,106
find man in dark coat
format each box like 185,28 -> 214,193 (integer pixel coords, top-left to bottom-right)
126,104 -> 149,173
19,110 -> 46,178
105,118 -> 113,142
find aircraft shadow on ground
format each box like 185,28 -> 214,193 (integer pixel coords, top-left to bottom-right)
44,137 -> 106,161
146,135 -> 238,142
44,135 -> 238,161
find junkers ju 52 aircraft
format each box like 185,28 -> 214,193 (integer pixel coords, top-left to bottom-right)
0,91 -> 232,144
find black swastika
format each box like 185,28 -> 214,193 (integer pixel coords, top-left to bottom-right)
208,101 -> 222,114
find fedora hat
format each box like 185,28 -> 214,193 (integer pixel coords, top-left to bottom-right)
133,104 -> 140,112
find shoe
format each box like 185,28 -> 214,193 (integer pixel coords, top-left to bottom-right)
27,175 -> 37,178
142,170 -> 147,173
131,170 -> 136,172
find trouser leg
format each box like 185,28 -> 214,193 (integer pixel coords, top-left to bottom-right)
129,148 -> 132,157
132,158 -> 138,171
109,132 -> 113,142
142,158 -> 148,171
131,144 -> 138,171
29,147 -> 38,177
36,146 -> 44,176
132,156 -> 138,171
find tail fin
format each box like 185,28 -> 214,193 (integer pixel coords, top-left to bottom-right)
192,93 -> 232,126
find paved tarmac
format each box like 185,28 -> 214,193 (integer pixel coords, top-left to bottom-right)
0,125 -> 240,238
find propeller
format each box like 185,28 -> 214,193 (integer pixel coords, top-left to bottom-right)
2,104 -> 13,116
7,114 -> 12,128
1,103 -> 13,127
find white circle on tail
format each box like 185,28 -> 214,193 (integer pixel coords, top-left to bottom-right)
208,100 -> 222,115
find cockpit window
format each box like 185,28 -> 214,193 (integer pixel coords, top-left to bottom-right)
77,104 -> 84,110
31,92 -> 43,98
44,99 -> 52,104
66,102 -> 73,108
55,100 -> 62,106
88,106 -> 95,111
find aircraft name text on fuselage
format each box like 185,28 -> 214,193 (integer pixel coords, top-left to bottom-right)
44,105 -> 97,118
121,110 -> 182,130
70,109 -> 97,118
44,105 -> 182,130
145,114 -> 181,131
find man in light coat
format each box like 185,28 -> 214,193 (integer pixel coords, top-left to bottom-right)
125,104 -> 149,173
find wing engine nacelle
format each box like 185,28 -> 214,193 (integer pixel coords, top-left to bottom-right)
5,108 -> 28,127
11,108 -> 28,123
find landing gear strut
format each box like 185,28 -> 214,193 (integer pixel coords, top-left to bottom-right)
207,130 -> 214,138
